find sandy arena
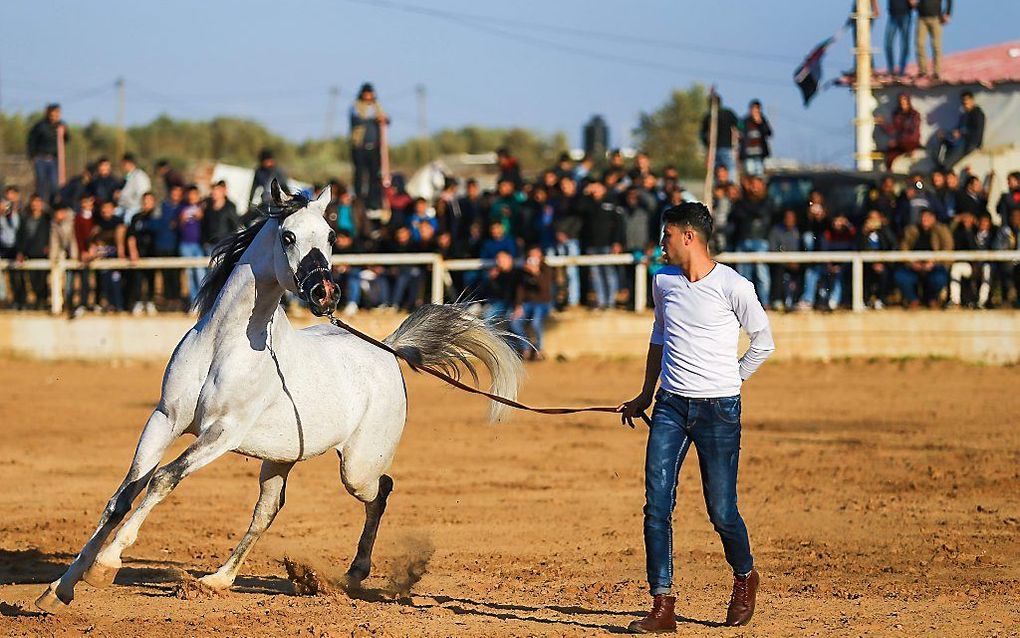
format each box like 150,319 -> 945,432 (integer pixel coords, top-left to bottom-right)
1,356 -> 1018,637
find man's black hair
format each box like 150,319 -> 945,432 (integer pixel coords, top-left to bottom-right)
961,91 -> 974,100
662,201 -> 714,243
122,152 -> 136,164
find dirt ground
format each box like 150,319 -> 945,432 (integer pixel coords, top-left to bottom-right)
1,357 -> 1018,637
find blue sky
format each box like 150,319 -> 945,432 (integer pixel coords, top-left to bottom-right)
3,0 -> 1017,167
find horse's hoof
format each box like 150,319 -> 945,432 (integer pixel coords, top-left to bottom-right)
83,560 -> 118,588
198,572 -> 233,590
35,586 -> 71,614
346,564 -> 369,584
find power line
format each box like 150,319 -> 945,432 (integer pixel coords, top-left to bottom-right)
342,0 -> 797,64
340,0 -> 792,88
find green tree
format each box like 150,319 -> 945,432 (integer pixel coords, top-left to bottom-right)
633,84 -> 708,178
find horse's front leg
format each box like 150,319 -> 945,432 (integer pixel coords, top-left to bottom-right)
36,417 -> 243,612
199,459 -> 294,590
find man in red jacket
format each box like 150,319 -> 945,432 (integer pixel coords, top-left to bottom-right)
877,92 -> 920,170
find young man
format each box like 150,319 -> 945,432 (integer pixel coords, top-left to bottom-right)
620,201 -> 775,632
936,92 -> 985,170
14,194 -> 52,309
349,83 -> 387,211
915,0 -> 951,79
202,180 -> 240,250
126,192 -> 159,315
738,100 -> 773,177
178,185 -> 206,309
26,103 -> 68,205
118,153 -> 152,223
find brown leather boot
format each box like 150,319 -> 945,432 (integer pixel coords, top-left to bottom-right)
627,594 -> 676,634
725,569 -> 760,626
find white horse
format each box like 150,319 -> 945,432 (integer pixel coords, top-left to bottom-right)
36,181 -> 523,612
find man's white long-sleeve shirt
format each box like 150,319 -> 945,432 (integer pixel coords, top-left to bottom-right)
650,263 -> 775,398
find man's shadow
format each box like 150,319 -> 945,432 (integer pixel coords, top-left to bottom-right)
337,586 -> 724,634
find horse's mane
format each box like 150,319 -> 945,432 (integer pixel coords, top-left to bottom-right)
193,193 -> 310,318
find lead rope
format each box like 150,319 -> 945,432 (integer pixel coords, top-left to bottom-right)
325,312 -> 651,427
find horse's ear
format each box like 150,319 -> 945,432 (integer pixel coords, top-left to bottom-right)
270,178 -> 292,205
314,185 -> 332,208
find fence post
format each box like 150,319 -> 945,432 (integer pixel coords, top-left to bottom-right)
634,259 -> 648,312
851,256 -> 865,312
50,257 -> 65,315
431,255 -> 445,304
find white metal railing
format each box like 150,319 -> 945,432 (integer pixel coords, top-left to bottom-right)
3,250 -> 1019,315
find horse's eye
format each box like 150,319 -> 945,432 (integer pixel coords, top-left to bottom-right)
327,231 -> 336,244
281,231 -> 296,247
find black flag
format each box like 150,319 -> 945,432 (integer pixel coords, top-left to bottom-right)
794,36 -> 834,106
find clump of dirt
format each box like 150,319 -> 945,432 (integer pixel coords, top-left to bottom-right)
386,534 -> 435,599
282,556 -> 341,597
171,572 -> 223,600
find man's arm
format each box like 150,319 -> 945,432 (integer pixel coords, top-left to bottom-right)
619,274 -> 664,427
730,278 -> 775,381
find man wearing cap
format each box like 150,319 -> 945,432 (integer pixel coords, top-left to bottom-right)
349,83 -> 387,212
620,201 -> 774,632
27,103 -> 69,205
250,148 -> 289,207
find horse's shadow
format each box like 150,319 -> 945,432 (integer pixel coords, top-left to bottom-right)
0,548 -> 74,585
0,547 -> 185,589
0,549 -> 721,633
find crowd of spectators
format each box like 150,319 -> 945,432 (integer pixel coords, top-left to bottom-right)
729,166 -> 1020,311
3,92 -> 1020,358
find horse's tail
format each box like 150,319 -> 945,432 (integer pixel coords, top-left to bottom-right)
383,304 -> 525,423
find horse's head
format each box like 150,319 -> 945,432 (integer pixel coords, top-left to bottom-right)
269,179 -> 339,317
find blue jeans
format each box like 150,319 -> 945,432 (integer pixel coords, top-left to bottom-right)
586,246 -> 618,309
644,390 -> 753,594
98,270 -> 123,310
714,147 -> 736,175
743,157 -> 765,177
345,267 -> 362,306
391,266 -> 422,309
736,239 -> 770,305
885,13 -> 911,74
66,267 -> 91,310
33,157 -> 59,204
179,242 -> 207,306
895,265 -> 949,303
509,301 -> 551,352
551,238 -> 581,306
801,264 -> 845,308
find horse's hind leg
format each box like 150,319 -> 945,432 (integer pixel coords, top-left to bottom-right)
199,460 -> 293,590
39,420 -> 236,612
36,410 -> 175,612
346,473 -> 394,583
337,447 -> 395,584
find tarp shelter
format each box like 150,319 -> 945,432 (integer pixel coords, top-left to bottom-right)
210,163 -> 312,215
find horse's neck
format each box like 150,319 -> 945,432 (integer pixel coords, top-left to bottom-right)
203,224 -> 289,343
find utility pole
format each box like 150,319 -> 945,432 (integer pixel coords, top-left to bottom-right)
415,83 -> 429,161
0,60 -> 5,156
115,77 -> 125,161
324,85 -> 339,139
853,0 -> 875,171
